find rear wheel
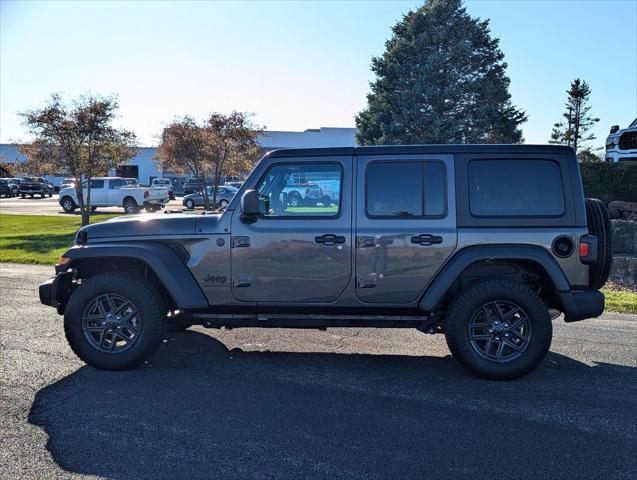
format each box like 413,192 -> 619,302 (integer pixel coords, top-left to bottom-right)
585,198 -> 613,289
123,198 -> 139,214
64,272 -> 166,370
444,279 -> 552,380
218,199 -> 229,209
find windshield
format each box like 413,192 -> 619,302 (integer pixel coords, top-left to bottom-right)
630,118 -> 637,128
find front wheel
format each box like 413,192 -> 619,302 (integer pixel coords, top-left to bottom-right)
64,272 -> 167,370
218,199 -> 228,209
61,196 -> 76,212
444,279 -> 552,380
185,199 -> 195,210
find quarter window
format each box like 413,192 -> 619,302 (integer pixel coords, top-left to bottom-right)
469,159 -> 564,216
366,161 -> 446,218
257,163 -> 342,218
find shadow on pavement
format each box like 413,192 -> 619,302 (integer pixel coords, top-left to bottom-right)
29,330 -> 636,480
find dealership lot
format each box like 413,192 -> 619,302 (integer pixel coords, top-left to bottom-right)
0,195 -> 185,215
0,263 -> 635,479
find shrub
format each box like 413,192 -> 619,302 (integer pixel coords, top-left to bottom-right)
579,162 -> 637,204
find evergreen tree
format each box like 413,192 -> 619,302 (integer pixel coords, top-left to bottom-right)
548,78 -> 599,154
356,0 -> 526,145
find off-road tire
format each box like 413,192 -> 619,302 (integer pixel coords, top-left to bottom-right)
64,272 -> 166,370
445,279 -> 552,380
585,198 -> 613,289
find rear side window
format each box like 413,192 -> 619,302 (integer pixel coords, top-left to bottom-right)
366,161 -> 446,218
469,159 -> 564,216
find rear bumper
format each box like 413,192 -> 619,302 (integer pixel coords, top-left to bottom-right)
560,289 -> 605,322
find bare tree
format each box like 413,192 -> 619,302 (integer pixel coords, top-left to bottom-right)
20,93 -> 136,225
159,112 -> 263,209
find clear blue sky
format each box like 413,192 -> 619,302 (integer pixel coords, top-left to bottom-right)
1,0 -> 635,147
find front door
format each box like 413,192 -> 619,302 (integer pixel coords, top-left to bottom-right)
230,157 -> 352,303
355,154 -> 457,304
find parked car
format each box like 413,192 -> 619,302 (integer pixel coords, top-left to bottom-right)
151,178 -> 175,200
19,177 -> 54,198
6,178 -> 23,196
282,181 -> 323,207
0,179 -> 14,197
605,118 -> 637,162
183,178 -> 207,195
182,185 -> 238,209
59,178 -> 75,191
58,177 -> 169,214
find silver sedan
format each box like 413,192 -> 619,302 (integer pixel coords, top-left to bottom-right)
182,186 -> 238,210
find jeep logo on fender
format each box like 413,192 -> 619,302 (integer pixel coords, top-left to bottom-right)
203,275 -> 227,285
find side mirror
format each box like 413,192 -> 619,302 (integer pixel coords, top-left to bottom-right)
240,189 -> 259,223
610,125 -> 620,134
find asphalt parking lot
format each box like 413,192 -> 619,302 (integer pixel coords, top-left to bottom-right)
0,195 -> 185,215
1,263 -> 636,479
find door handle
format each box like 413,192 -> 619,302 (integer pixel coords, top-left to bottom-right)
314,234 -> 346,245
410,234 -> 443,245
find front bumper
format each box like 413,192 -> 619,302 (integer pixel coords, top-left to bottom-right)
605,150 -> 637,162
39,271 -> 74,314
559,289 -> 605,323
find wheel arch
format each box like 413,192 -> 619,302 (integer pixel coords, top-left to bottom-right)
419,245 -> 570,314
60,243 -> 208,311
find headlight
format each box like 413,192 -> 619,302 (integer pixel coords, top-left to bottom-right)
606,136 -> 617,148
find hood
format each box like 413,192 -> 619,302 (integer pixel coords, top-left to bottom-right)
81,212 -> 224,241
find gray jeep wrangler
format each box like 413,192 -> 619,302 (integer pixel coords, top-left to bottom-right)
40,145 -> 611,379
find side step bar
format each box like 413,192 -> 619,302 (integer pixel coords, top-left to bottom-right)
191,313 -> 438,331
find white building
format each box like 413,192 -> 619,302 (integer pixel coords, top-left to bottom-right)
0,127 -> 357,186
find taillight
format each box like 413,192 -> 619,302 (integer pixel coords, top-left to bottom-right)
144,191 -> 149,198
579,235 -> 598,265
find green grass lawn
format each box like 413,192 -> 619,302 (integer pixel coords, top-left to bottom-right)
1,212 -> 635,314
601,287 -> 637,315
0,214 -> 119,265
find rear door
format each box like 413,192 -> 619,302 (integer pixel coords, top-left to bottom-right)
355,154 -> 457,304
230,156 -> 352,303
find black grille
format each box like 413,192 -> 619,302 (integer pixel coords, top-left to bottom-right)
619,131 -> 637,150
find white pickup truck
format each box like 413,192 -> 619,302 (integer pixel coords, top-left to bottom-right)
59,177 -> 169,214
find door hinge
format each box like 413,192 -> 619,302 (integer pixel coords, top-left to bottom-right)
232,236 -> 250,248
358,275 -> 377,288
357,236 -> 376,248
232,275 -> 252,287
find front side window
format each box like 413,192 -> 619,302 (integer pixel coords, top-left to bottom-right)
257,163 -> 342,217
366,161 -> 446,218
89,179 -> 104,189
469,159 -> 564,216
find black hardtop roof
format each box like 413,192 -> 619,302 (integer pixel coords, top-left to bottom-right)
266,144 -> 574,158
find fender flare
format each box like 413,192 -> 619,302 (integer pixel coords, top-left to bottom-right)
418,244 -> 571,312
60,242 -> 208,310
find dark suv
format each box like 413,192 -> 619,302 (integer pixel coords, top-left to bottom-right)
19,177 -> 54,198
39,145 -> 610,379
